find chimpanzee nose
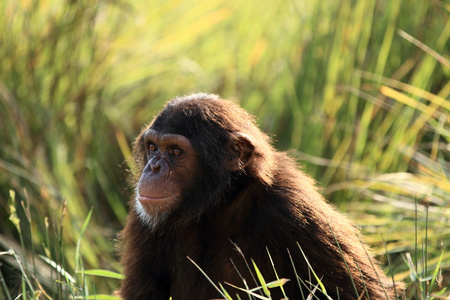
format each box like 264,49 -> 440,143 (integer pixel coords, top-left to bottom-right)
150,160 -> 161,173
143,156 -> 162,174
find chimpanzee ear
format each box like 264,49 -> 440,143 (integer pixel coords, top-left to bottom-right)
228,132 -> 255,171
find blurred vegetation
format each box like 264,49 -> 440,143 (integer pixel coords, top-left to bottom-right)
0,0 -> 448,298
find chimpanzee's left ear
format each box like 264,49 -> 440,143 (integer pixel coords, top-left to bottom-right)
228,132 -> 255,171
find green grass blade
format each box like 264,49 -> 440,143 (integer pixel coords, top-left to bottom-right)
296,243 -> 327,295
76,207 -> 94,272
39,255 -> 76,284
187,256 -> 230,300
79,269 -> 124,280
225,282 -> 269,300
429,247 -> 445,293
75,296 -> 120,300
251,259 -> 270,297
266,247 -> 288,298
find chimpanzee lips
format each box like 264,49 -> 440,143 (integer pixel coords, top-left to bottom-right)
137,194 -> 176,203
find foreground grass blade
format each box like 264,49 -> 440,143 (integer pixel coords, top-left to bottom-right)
79,269 -> 125,280
187,256 -> 231,300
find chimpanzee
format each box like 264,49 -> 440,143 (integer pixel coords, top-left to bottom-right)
119,93 -> 396,299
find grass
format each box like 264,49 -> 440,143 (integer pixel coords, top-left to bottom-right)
0,0 -> 449,298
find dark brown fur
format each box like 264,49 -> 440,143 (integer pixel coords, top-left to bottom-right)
120,93 -> 396,299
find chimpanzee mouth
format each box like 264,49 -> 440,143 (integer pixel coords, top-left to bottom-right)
137,194 -> 176,203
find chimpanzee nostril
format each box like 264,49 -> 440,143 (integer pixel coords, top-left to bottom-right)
151,161 -> 161,173
149,156 -> 162,173
143,156 -> 162,174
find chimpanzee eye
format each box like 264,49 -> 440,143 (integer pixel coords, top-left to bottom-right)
172,147 -> 183,156
148,143 -> 157,152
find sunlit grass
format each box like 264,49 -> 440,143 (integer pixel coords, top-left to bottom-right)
0,0 -> 448,298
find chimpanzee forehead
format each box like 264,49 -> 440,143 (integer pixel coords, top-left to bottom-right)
149,96 -> 255,142
149,102 -> 214,139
